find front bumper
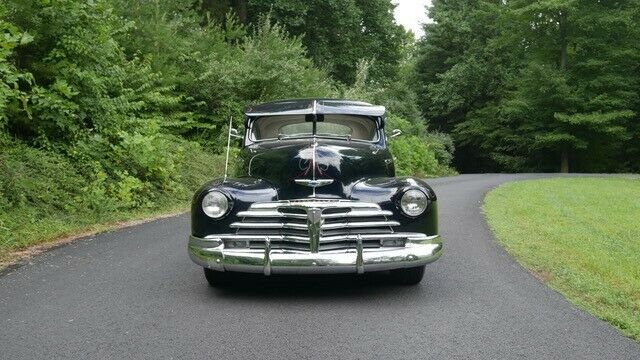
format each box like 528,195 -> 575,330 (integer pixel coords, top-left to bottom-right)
188,233 -> 443,275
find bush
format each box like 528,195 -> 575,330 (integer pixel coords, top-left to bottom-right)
386,114 -> 456,176
425,132 -> 455,168
389,136 -> 438,177
386,113 -> 427,137
0,5 -> 32,131
0,142 -> 84,213
0,137 -> 220,257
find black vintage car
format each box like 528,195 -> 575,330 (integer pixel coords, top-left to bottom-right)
188,99 -> 442,286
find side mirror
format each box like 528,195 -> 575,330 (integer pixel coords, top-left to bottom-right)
389,129 -> 402,139
229,128 -> 243,139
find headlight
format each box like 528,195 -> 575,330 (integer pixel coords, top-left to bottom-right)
400,189 -> 428,217
202,191 -> 229,218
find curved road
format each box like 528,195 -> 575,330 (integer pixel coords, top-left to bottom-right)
1,174 -> 639,359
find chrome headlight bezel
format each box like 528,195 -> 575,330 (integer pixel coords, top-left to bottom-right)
201,190 -> 231,219
399,189 -> 429,217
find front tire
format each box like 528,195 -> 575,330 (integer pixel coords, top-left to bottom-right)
203,268 -> 233,287
390,265 -> 425,285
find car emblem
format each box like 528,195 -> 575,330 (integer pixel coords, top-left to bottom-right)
294,179 -> 334,188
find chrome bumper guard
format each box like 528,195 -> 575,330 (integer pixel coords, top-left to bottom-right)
188,233 -> 442,275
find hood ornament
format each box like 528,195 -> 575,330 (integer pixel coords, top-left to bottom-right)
294,179 -> 334,188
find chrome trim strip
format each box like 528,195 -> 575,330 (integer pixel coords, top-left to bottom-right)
356,234 -> 364,274
308,208 -> 322,253
193,233 -> 429,244
323,210 -> 393,218
320,220 -> 399,230
236,210 -> 309,219
193,233 -> 437,243
311,138 -> 317,197
231,220 -> 398,231
248,134 -> 379,145
264,236 -> 271,276
250,200 -> 381,210
236,209 -> 392,219
319,233 -> 417,242
229,222 -> 309,230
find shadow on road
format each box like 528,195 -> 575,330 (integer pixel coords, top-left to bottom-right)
205,271 -> 430,300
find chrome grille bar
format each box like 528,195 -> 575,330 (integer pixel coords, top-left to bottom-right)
232,220 -> 398,230
236,209 -> 393,219
236,210 -> 307,219
321,220 -> 399,230
250,200 -> 381,210
207,233 -> 425,243
323,210 -> 393,218
230,222 -> 308,230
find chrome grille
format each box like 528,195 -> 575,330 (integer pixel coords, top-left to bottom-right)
230,200 -> 400,251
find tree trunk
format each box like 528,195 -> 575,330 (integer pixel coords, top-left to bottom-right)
559,11 -> 568,71
559,11 -> 569,173
232,0 -> 248,24
560,149 -> 569,173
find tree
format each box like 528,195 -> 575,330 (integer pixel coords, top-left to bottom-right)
247,0 -> 406,84
413,0 -> 511,171
414,0 -> 640,173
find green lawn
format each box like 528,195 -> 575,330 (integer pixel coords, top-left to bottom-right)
483,177 -> 640,341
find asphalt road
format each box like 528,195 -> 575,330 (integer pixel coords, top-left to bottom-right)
1,174 -> 639,359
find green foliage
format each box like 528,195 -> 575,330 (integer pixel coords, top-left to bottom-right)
0,6 -> 33,131
386,114 -> 455,176
247,0 -> 406,84
111,1 -> 336,149
195,16 -> 335,127
0,136 -> 222,258
0,142 -> 84,212
0,0 -> 215,258
2,0 -> 186,156
388,136 -> 439,177
414,0 -> 640,173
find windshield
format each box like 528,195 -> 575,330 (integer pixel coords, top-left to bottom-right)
250,114 -> 378,141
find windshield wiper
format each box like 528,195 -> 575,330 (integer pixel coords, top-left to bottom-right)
275,133 -> 353,141
316,133 -> 352,141
277,133 -> 313,140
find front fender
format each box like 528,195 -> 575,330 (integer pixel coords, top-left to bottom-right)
191,177 -> 278,237
349,177 -> 438,236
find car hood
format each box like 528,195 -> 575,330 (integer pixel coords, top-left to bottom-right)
239,138 -> 394,199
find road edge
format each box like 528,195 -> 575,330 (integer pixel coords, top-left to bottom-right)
480,177 -> 640,343
0,210 -> 187,274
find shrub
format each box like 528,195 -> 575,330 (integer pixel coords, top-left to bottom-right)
0,141 -> 84,213
0,136 -> 220,256
386,114 -> 456,176
389,136 -> 441,177
425,132 -> 455,168
386,113 -> 427,137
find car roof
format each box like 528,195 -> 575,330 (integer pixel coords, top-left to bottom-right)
244,99 -> 386,118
